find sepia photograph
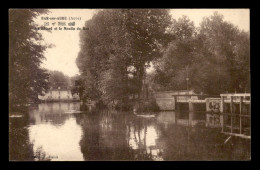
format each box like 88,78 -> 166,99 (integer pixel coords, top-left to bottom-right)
9,8 -> 250,161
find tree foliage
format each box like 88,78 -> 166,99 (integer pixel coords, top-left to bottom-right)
47,70 -> 71,90
152,12 -> 250,94
76,9 -> 172,105
9,9 -> 50,109
70,75 -> 84,100
77,10 -> 249,106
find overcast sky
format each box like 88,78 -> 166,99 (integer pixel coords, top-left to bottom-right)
35,9 -> 249,77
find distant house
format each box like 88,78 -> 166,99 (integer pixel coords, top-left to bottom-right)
38,86 -> 80,102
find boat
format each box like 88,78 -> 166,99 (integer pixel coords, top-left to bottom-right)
135,114 -> 156,118
9,115 -> 23,118
134,112 -> 156,118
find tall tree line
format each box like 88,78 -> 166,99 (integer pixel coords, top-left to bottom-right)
152,12 -> 250,95
76,10 -> 250,106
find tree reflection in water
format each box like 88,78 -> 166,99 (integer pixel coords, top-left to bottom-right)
76,110 -> 250,161
9,112 -> 52,161
9,102 -> 250,161
76,111 -> 161,160
9,113 -> 35,161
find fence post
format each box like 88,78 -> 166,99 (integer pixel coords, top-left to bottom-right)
174,96 -> 178,125
221,96 -> 225,133
239,96 -> 243,134
174,96 -> 178,111
230,96 -> 233,133
189,101 -> 194,112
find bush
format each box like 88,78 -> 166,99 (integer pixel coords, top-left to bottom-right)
115,101 -> 133,111
135,99 -> 160,113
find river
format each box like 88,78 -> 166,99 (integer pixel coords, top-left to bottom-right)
9,102 -> 250,161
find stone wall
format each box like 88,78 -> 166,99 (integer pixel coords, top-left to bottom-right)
153,90 -> 194,111
155,98 -> 175,110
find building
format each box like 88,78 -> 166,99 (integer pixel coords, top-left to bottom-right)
38,86 -> 80,102
153,90 -> 197,110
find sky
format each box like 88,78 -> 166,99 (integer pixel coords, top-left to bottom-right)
35,9 -> 249,77
170,9 -> 249,31
35,9 -> 97,77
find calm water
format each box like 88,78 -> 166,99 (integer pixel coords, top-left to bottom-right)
9,102 -> 250,161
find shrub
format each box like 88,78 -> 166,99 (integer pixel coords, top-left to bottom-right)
135,99 -> 160,113
115,101 -> 133,111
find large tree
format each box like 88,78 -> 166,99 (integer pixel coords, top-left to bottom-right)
76,9 -> 172,105
152,13 -> 250,94
199,12 -> 250,93
153,16 -> 200,91
9,9 -> 50,110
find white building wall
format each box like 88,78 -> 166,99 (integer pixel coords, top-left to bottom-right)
38,90 -> 79,101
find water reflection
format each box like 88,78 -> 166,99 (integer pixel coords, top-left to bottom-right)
9,112 -> 34,161
28,102 -> 84,161
9,103 -> 250,161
